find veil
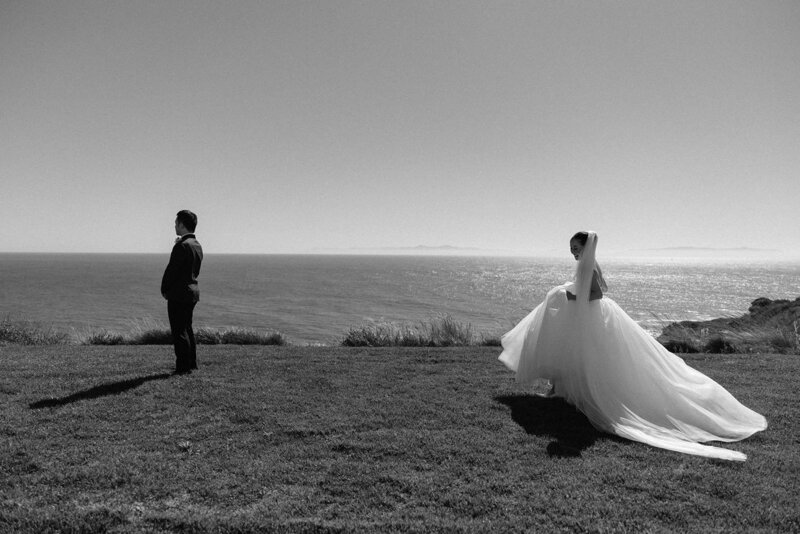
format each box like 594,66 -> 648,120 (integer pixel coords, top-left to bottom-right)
573,231 -> 599,304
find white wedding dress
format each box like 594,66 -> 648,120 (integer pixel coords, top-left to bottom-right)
499,232 -> 767,461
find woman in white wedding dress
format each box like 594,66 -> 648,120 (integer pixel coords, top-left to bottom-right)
499,231 -> 767,461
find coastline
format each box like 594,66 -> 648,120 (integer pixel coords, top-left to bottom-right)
2,253 -> 798,346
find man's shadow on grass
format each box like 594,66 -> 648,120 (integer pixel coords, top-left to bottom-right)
29,372 -> 173,409
495,394 -> 617,458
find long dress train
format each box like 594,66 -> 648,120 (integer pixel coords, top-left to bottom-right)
499,234 -> 767,461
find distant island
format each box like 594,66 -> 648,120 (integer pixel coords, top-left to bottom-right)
649,246 -> 780,253
356,245 -> 481,252
306,245 -> 495,255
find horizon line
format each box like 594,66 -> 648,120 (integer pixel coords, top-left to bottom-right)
1,249 -> 797,261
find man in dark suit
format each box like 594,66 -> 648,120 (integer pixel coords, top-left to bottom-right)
161,210 -> 204,374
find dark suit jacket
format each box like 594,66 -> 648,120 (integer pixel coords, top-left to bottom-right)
161,234 -> 203,302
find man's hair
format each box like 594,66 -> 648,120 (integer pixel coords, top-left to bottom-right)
176,210 -> 198,232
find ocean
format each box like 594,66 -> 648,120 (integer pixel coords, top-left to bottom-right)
1,253 -> 799,345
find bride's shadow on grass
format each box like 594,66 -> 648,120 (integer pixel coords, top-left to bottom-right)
495,394 -> 614,458
29,372 -> 173,409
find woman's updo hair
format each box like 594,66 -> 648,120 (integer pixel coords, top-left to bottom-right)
571,231 -> 589,245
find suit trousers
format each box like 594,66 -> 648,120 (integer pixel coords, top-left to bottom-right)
167,300 -> 197,371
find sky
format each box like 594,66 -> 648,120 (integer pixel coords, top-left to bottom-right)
2,1 -> 799,257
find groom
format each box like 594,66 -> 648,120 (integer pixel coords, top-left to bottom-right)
161,210 -> 203,374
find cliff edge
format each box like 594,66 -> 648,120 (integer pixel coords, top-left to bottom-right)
658,297 -> 800,353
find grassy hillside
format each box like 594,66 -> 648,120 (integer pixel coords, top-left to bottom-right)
1,346 -> 797,533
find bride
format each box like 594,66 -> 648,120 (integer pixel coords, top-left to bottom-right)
499,231 -> 767,461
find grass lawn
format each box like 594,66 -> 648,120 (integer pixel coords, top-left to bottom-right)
1,345 -> 797,533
